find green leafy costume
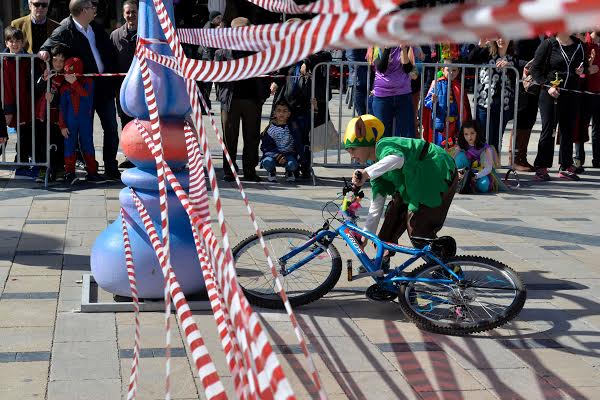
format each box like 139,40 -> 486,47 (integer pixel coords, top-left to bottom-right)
371,138 -> 456,212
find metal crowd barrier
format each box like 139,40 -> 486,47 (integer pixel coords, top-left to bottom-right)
0,53 -> 51,186
308,60 -> 521,184
309,61 -> 371,180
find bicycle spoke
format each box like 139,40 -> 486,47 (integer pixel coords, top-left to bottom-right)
403,258 -> 523,328
235,231 -> 336,299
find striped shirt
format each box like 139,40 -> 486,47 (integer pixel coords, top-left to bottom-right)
267,124 -> 295,154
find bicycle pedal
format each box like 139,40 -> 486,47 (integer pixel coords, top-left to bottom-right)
365,284 -> 398,302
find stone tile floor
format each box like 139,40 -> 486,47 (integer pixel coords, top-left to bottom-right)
1,106 -> 600,399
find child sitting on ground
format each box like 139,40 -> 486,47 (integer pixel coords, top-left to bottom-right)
452,120 -> 503,193
260,100 -> 301,183
423,59 -> 472,146
59,57 -> 104,185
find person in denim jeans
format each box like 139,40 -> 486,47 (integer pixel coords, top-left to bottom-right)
368,46 -> 415,138
346,48 -> 369,116
260,101 -> 300,183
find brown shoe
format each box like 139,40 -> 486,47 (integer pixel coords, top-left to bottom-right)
512,161 -> 534,172
512,129 -> 534,172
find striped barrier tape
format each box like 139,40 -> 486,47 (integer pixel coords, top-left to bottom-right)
136,31 -> 277,396
245,0 -> 402,14
135,118 -> 249,399
152,1 -> 289,396
193,86 -> 327,400
120,208 -> 142,400
131,188 -> 227,400
168,9 -> 319,397
123,1 -> 600,399
146,0 -> 307,396
144,1 -> 600,83
183,123 -> 248,399
136,37 -> 230,399
135,41 -> 175,400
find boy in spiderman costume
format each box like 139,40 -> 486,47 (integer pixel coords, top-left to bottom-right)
58,57 -> 104,184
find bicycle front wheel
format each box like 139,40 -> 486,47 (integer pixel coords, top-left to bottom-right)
398,255 -> 526,335
232,228 -> 342,309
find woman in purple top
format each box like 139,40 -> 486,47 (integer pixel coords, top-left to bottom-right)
369,45 -> 415,138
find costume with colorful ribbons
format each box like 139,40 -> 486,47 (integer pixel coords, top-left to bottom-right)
423,75 -> 472,145
451,144 -> 505,193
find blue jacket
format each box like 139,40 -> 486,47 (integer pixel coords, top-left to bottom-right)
424,77 -> 459,132
260,122 -> 302,159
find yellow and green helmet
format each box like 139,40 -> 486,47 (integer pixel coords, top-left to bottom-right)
343,114 -> 385,149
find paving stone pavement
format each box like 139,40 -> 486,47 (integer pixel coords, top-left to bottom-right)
0,96 -> 599,400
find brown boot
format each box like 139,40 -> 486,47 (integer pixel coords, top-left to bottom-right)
512,129 -> 534,172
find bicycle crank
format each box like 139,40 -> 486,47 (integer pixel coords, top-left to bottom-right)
365,284 -> 398,302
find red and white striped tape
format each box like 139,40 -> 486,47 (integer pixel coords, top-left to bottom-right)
57,72 -> 128,77
146,1 -> 311,397
134,40 -> 176,399
194,88 -> 327,400
245,0 -> 402,15
135,118 -> 250,399
135,36 -> 230,399
120,209 -> 142,400
122,1 -> 600,399
155,0 -> 326,394
131,189 -> 227,399
147,1 -> 600,84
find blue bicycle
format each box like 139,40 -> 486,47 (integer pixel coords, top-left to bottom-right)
233,181 -> 526,335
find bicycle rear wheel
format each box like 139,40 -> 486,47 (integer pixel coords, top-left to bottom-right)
232,228 -> 342,309
398,255 -> 526,335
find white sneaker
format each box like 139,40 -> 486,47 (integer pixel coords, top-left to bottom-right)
286,171 -> 295,182
267,172 -> 277,182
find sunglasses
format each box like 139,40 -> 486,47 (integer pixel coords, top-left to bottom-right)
31,2 -> 49,8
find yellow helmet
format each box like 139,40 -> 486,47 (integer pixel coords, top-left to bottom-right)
343,115 -> 385,149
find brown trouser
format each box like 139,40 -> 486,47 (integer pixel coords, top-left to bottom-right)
378,172 -> 458,249
221,98 -> 261,176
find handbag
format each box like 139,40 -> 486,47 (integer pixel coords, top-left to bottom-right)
522,59 -> 540,96
456,168 -> 475,194
311,120 -> 339,153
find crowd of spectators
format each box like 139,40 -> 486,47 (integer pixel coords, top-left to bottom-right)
1,0 -> 599,186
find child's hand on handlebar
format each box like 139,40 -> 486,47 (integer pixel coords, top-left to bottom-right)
352,169 -> 368,187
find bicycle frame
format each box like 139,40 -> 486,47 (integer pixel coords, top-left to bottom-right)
278,220 -> 462,289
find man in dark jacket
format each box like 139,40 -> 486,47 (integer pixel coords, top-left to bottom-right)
215,17 -> 270,182
38,0 -> 121,179
110,0 -> 137,130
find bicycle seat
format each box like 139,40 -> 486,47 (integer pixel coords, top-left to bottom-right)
411,236 -> 457,259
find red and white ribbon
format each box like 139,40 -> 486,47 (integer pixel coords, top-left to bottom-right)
120,208 -> 142,400
149,1 -> 600,84
121,1 -> 600,399
135,36 -> 228,399
131,189 -> 227,400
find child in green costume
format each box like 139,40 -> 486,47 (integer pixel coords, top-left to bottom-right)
344,114 -> 458,250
